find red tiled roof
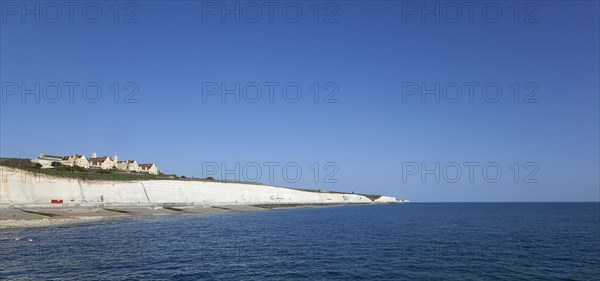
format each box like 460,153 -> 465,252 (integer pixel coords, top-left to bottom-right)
139,164 -> 155,169
89,156 -> 109,165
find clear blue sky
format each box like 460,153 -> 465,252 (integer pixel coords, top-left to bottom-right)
1,1 -> 598,202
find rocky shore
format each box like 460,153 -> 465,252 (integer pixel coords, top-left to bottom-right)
0,204 -> 355,229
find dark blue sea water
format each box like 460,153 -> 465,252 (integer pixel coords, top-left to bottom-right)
1,203 -> 599,280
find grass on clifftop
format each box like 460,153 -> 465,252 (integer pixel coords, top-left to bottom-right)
0,158 -> 260,183
0,158 -> 173,181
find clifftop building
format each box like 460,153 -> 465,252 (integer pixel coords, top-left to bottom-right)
116,160 -> 139,172
61,155 -> 90,168
139,163 -> 158,175
31,154 -> 64,168
33,152 -> 160,174
88,156 -> 114,170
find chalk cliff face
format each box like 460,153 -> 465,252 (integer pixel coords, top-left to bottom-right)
374,196 -> 397,203
0,168 -> 397,206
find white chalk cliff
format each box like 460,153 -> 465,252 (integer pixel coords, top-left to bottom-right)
0,168 -> 397,206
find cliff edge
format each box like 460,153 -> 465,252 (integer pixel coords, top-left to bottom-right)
0,167 -> 397,206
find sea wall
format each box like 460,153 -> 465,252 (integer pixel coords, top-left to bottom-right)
0,167 -> 397,206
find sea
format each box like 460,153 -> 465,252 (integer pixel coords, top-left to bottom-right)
1,203 -> 599,280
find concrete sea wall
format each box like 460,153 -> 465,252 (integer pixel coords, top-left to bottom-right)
0,168 -> 397,206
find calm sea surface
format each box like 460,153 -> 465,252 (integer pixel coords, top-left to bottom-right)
1,203 -> 599,280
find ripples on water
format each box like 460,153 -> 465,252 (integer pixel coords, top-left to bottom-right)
1,203 -> 599,280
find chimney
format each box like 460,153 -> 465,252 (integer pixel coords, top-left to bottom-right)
92,152 -> 97,158
113,154 -> 118,162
